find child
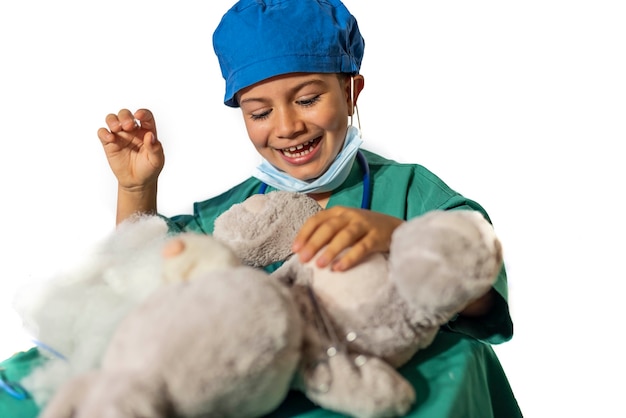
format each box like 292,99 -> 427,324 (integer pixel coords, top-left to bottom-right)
1,0 -> 521,416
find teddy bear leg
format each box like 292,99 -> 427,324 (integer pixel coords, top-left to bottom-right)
40,371 -> 170,418
299,352 -> 415,418
389,210 -> 503,325
38,372 -> 93,418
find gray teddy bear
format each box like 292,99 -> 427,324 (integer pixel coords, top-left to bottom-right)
211,191 -> 503,417
36,191 -> 502,418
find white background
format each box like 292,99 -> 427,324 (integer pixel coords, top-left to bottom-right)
1,1 -> 625,416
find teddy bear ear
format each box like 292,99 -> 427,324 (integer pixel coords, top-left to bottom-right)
213,191 -> 322,268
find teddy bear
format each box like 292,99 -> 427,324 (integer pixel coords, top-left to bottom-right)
20,190 -> 502,418
38,231 -> 304,418
14,213 -> 280,415
210,191 -> 504,417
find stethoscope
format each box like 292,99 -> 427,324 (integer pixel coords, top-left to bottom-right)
257,150 -> 371,210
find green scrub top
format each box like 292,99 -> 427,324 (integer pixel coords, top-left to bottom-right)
0,149 -> 521,417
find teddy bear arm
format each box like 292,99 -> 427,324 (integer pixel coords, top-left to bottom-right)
390,210 -> 502,324
300,352 -> 415,418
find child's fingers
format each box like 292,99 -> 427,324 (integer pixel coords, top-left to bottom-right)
134,108 -> 157,132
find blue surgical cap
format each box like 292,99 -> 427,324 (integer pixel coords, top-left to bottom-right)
213,0 -> 365,107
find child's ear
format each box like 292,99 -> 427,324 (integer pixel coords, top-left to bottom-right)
346,75 -> 365,115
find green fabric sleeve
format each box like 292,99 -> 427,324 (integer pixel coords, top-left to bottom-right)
160,177 -> 264,234
435,197 -> 514,344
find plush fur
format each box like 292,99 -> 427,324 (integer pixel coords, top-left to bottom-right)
212,191 -> 503,417
13,215 -> 172,405
40,249 -> 301,418
18,191 -> 503,418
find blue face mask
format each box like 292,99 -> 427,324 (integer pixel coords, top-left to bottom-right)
253,126 -> 363,194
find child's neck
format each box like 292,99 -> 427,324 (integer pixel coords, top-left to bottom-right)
309,191 -> 332,209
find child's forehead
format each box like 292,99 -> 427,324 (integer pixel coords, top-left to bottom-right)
238,73 -> 341,102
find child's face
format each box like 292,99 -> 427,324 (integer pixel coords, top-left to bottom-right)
238,73 -> 353,182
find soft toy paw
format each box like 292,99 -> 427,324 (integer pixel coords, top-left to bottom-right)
389,210 -> 503,326
303,352 -> 416,418
161,231 -> 241,283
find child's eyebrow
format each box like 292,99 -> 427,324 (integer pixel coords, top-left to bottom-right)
239,79 -> 326,105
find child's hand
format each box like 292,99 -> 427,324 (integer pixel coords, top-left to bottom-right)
97,108 -> 164,191
292,206 -> 404,272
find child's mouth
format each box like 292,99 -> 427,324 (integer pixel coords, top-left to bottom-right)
281,137 -> 321,158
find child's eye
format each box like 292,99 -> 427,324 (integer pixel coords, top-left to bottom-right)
297,95 -> 321,107
250,110 -> 271,121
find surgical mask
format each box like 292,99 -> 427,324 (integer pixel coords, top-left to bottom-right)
253,125 -> 363,194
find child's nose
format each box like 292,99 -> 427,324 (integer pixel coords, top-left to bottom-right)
275,106 -> 305,139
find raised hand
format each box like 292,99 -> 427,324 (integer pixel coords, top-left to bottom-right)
97,108 -> 164,191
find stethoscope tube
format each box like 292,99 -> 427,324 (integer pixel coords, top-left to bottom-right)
356,150 -> 371,210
